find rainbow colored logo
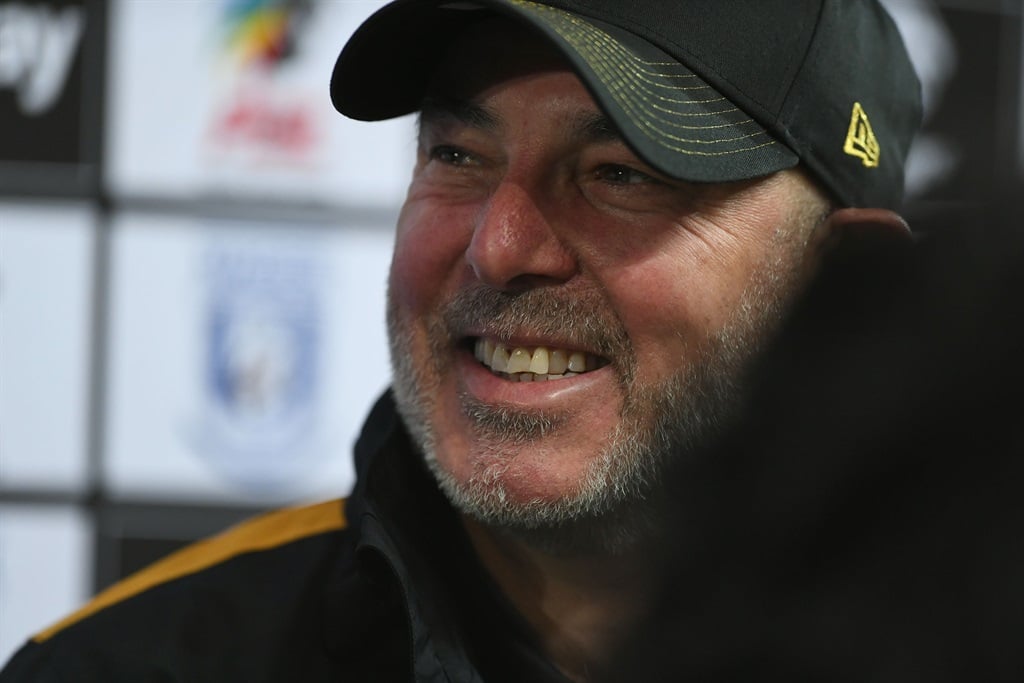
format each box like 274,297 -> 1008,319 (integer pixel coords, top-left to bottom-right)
221,0 -> 311,68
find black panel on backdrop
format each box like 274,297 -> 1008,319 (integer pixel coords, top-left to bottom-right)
910,7 -> 1022,206
0,0 -> 102,195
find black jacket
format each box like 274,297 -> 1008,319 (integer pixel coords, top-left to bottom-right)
0,392 -> 569,683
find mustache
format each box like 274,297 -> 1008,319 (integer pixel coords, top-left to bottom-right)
440,283 -> 631,360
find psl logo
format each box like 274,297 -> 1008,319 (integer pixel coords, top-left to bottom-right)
220,0 -> 312,71
205,0 -> 319,164
0,2 -> 85,115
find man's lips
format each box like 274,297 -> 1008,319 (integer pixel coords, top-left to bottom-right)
470,336 -> 610,382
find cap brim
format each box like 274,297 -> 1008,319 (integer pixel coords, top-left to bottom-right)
331,0 -> 799,184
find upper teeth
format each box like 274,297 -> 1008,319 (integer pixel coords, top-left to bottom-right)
474,338 -> 601,380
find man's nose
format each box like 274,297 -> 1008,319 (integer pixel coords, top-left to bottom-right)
465,180 -> 577,291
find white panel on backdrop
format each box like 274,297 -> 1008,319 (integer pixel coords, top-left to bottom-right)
104,212 -> 393,505
0,505 -> 92,667
105,0 -> 414,206
0,202 -> 94,492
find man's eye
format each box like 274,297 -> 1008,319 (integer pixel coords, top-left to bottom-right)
595,164 -> 655,185
430,145 -> 475,166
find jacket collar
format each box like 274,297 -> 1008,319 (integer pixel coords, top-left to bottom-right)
334,390 -> 569,683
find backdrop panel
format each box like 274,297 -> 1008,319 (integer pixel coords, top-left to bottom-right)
103,210 -> 394,505
0,0 -> 103,195
0,504 -> 92,667
104,0 -> 414,206
0,201 -> 94,493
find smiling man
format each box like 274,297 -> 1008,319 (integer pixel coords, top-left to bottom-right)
385,22 -> 844,570
1,2 -> 921,683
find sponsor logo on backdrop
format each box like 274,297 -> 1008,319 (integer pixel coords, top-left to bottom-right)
204,0 -> 322,168
0,2 -> 85,115
0,0 -> 88,167
187,241 -> 329,494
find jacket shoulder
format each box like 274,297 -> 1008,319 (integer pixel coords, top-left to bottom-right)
1,498 -> 350,682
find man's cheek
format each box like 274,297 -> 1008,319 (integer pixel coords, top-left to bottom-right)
392,208 -> 474,309
390,243 -> 452,315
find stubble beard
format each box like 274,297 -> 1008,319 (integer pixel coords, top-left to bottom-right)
387,231 -> 808,556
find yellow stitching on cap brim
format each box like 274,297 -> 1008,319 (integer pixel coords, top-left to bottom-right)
522,4 -> 717,99
514,0 -> 779,156
544,9 -> 755,129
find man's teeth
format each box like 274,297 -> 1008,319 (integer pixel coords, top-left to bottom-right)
473,339 -> 602,381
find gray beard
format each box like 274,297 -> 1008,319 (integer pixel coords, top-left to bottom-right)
387,234 -> 803,556
443,355 -> 742,556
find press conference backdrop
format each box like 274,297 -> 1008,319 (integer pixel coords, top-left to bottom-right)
0,0 -> 1021,666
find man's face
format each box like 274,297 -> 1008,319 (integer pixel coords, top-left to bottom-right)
387,20 -> 827,550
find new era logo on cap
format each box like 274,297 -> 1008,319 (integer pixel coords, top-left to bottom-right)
844,102 -> 881,169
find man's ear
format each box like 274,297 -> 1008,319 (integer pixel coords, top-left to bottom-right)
801,208 -> 912,281
818,208 -> 913,255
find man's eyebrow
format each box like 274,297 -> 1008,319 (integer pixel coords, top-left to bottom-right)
419,95 -> 498,131
568,111 -> 624,145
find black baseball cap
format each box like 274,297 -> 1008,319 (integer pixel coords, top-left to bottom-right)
331,0 -> 922,209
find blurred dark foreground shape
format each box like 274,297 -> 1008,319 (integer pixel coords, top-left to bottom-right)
610,192 -> 1024,683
